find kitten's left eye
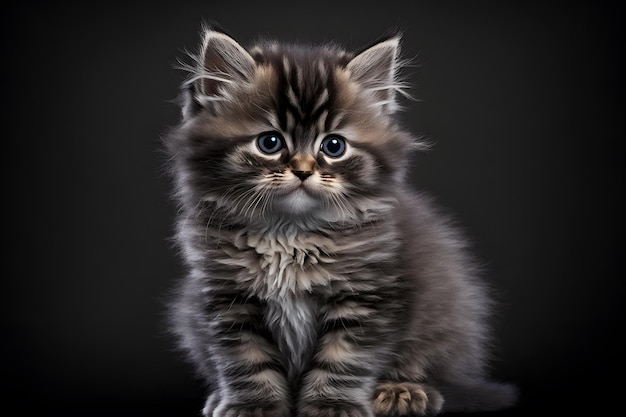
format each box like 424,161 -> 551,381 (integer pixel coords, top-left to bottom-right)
257,132 -> 284,154
320,135 -> 346,158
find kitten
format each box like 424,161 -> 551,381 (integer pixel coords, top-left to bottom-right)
164,25 -> 518,417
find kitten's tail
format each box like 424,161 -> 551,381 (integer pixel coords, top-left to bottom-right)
439,380 -> 519,413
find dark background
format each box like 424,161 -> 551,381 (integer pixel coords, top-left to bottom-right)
2,1 -> 623,415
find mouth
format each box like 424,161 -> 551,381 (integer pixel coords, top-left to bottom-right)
279,188 -> 318,213
281,178 -> 314,195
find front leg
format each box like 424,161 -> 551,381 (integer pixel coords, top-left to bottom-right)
200,289 -> 291,417
298,291 -> 401,417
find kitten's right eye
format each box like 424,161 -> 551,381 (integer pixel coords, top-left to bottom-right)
257,132 -> 284,154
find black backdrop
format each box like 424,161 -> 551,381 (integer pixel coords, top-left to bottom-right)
2,1 -> 623,415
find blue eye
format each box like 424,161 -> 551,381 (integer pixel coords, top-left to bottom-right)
320,135 -> 346,158
257,132 -> 284,154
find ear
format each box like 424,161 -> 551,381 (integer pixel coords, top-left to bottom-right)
347,36 -> 402,113
194,28 -> 256,98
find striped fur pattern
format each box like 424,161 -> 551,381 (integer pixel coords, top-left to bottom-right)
165,26 -> 517,417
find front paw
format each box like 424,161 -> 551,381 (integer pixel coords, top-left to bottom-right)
299,401 -> 372,417
210,402 -> 290,417
373,382 -> 443,416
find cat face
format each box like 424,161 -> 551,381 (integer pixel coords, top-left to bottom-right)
170,30 -> 419,226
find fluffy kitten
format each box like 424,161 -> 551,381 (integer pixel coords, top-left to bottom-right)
165,25 -> 517,417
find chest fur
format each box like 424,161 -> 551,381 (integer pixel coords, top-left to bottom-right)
226,229 -> 330,378
213,227 -> 387,377
227,229 -> 339,298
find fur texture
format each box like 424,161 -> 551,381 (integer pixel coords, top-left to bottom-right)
164,25 -> 518,417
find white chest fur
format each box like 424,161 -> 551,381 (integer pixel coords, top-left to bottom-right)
229,228 -> 338,298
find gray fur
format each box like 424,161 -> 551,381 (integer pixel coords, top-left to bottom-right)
164,26 -> 518,417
